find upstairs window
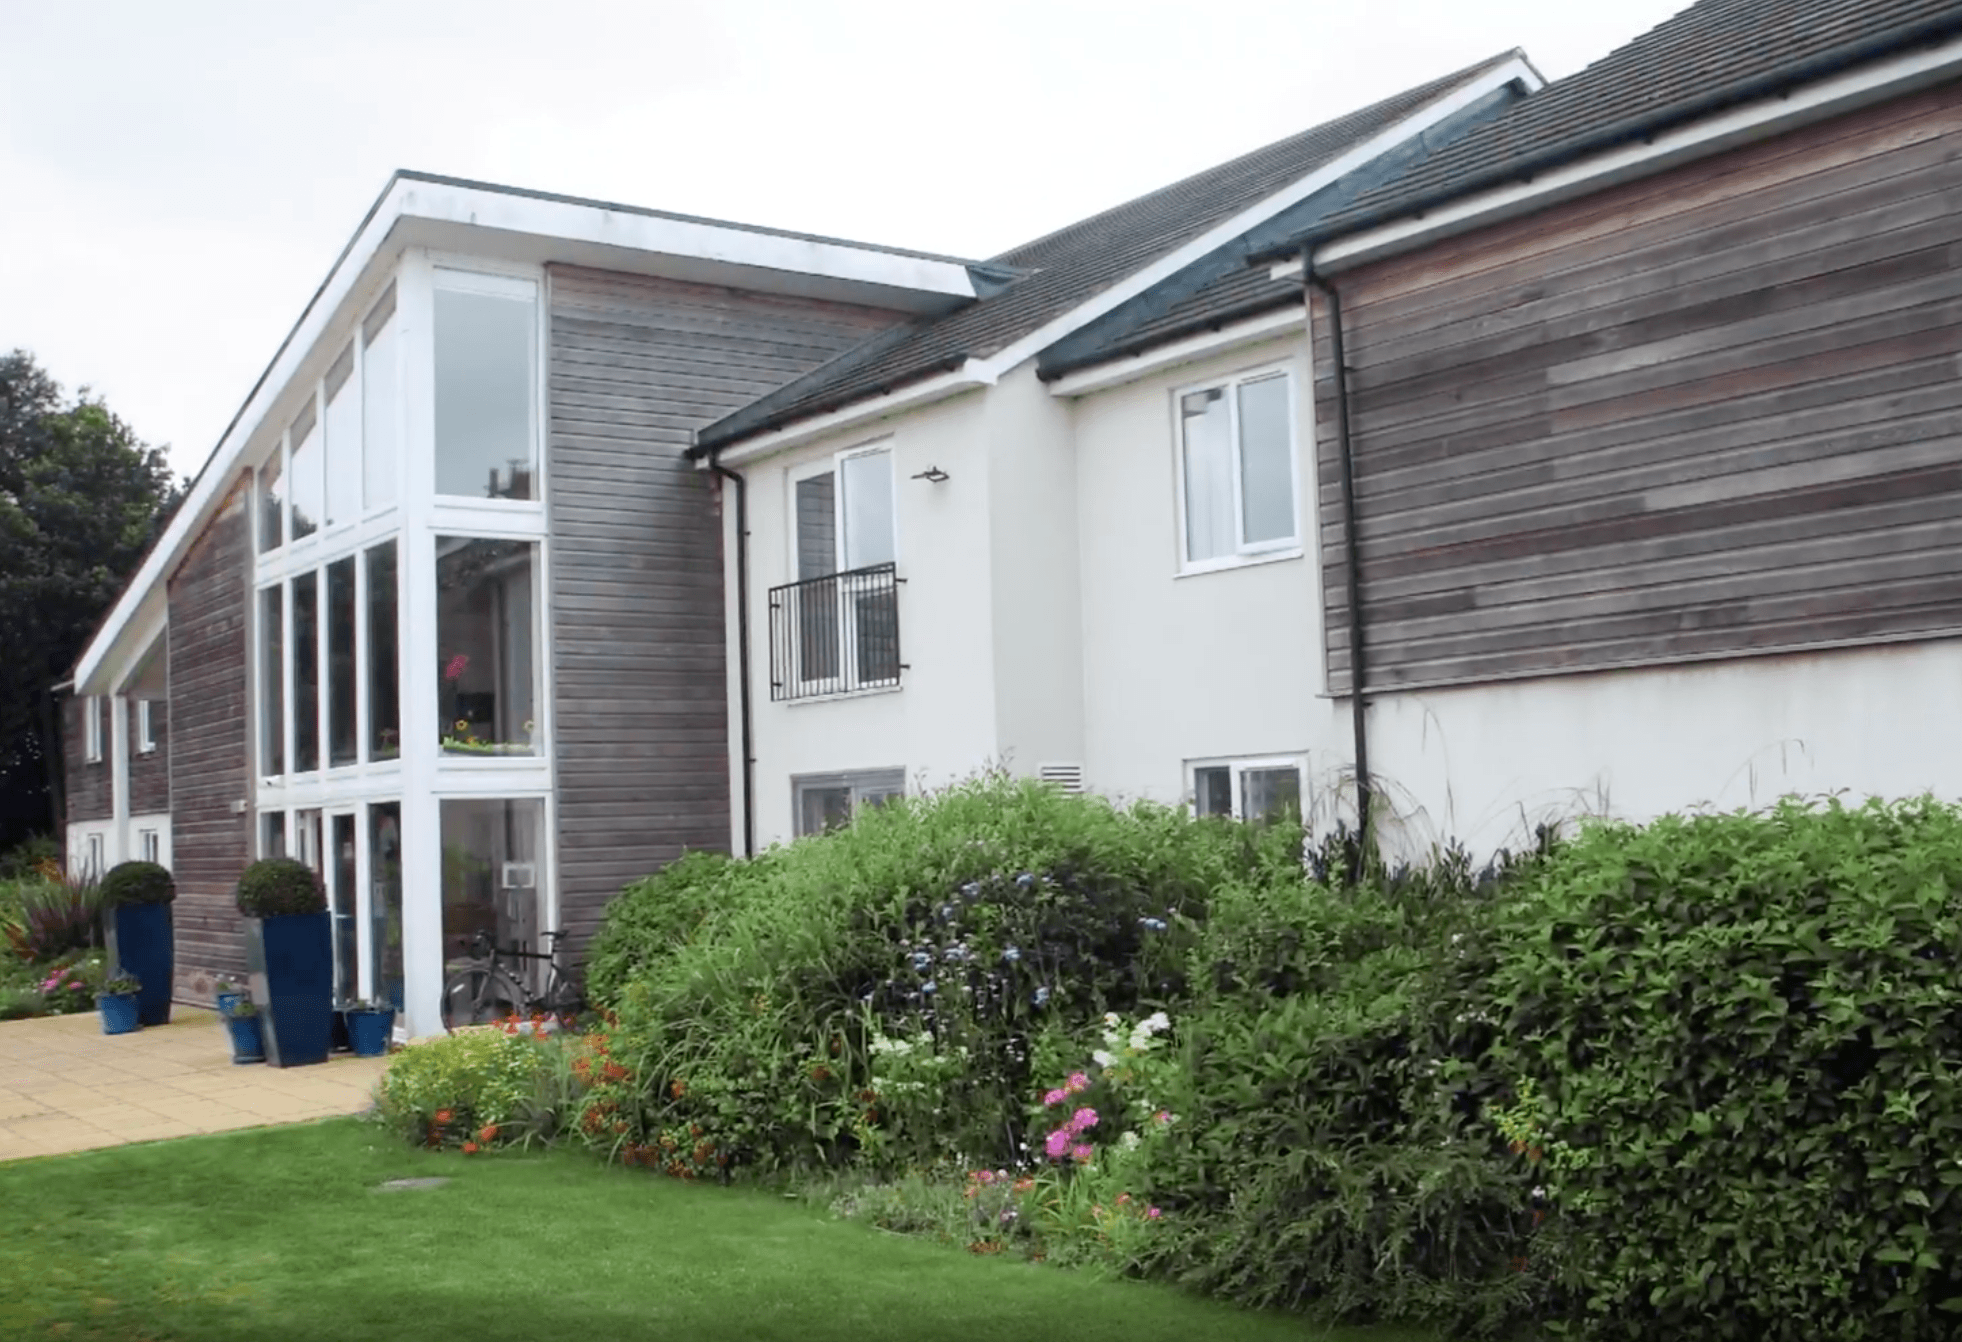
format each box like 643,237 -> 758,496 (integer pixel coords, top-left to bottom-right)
136,700 -> 156,755
775,446 -> 900,698
83,696 -> 103,763
289,397 -> 323,540
362,284 -> 399,512
323,342 -> 360,529
1179,369 -> 1296,568
436,538 -> 537,755
434,272 -> 537,501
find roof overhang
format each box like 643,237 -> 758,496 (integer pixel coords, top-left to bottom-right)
72,172 -> 993,693
1269,24 -> 1962,278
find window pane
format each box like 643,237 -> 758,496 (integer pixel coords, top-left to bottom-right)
324,344 -> 360,529
841,450 -> 895,569
260,586 -> 284,776
436,538 -> 536,755
292,572 -> 319,772
434,284 -> 535,500
1241,767 -> 1301,822
440,798 -> 541,963
327,557 -> 357,767
1193,766 -> 1232,817
797,785 -> 853,838
258,454 -> 284,553
295,808 -> 322,871
261,810 -> 286,859
370,802 -> 403,1011
796,472 -> 836,580
1181,388 -> 1234,562
330,812 -> 357,1004
289,400 -> 322,540
1238,376 -> 1294,546
367,541 -> 399,761
363,286 -> 398,512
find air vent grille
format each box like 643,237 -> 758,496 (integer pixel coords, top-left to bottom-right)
1037,763 -> 1085,795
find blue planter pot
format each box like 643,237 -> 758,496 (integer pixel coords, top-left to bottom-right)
98,993 -> 141,1035
242,913 -> 333,1068
346,1009 -> 395,1057
224,1012 -> 265,1064
215,991 -> 243,1017
105,902 -> 173,1026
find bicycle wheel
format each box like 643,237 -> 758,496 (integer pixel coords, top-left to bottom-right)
440,965 -> 528,1032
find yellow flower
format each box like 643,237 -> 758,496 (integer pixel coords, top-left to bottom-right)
454,719 -> 468,732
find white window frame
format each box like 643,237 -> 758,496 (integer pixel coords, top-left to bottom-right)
136,699 -> 156,755
1172,364 -> 1302,575
429,266 -> 545,513
83,696 -> 103,763
782,442 -> 901,699
1187,754 -> 1307,821
792,768 -> 905,837
139,829 -> 160,864
85,832 -> 104,878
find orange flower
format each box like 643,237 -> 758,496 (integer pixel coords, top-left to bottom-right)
669,1079 -> 686,1099
478,1124 -> 498,1143
462,1141 -> 479,1154
433,1109 -> 454,1125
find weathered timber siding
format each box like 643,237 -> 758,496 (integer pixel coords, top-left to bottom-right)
65,693 -> 111,823
546,265 -> 902,947
129,699 -> 169,815
167,477 -> 251,987
1318,80 -> 1962,693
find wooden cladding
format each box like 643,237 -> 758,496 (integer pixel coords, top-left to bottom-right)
167,480 -> 251,982
1318,80 -> 1962,694
545,266 -> 902,949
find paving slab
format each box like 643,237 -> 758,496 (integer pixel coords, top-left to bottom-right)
0,1007 -> 391,1161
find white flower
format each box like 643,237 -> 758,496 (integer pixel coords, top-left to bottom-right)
1104,1012 -> 1121,1027
1092,1049 -> 1115,1067
1119,1131 -> 1141,1151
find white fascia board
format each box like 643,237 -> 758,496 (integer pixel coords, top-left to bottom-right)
1311,33 -> 1962,274
393,180 -> 980,302
1045,305 -> 1305,398
973,55 -> 1542,381
709,361 -> 996,467
74,175 -> 988,690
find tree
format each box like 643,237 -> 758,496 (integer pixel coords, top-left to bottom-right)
0,350 -> 179,849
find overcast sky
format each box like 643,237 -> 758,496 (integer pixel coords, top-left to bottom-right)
2,0 -> 1693,480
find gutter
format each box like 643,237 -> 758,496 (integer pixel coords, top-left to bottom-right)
1303,248 -> 1372,849
706,448 -> 756,859
1251,8 -> 1962,271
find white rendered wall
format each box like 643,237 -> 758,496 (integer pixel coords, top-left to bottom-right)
1069,332 -> 1341,812
740,388 -> 1001,848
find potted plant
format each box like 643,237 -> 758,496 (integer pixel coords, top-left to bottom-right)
343,998 -> 396,1057
100,860 -> 176,1026
97,969 -> 142,1035
215,982 -> 265,1065
236,858 -> 332,1068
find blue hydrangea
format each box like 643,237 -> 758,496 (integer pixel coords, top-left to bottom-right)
1032,986 -> 1050,1007
1001,946 -> 1022,964
1139,917 -> 1168,932
911,950 -> 933,972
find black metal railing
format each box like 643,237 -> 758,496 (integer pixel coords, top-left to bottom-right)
768,563 -> 903,701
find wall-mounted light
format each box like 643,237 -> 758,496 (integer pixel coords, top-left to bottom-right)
910,466 -> 950,483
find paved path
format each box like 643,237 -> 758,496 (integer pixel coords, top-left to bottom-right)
0,1007 -> 389,1162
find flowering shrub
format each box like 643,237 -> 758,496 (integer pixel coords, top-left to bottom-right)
373,1026 -> 566,1150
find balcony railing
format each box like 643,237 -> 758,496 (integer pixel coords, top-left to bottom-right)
768,562 -> 903,702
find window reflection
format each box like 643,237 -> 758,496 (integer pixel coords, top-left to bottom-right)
290,399 -> 322,540
435,538 -> 536,756
292,572 -> 319,771
433,282 -> 536,500
367,541 -> 399,761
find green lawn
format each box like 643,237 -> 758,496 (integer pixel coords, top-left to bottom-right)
0,1119 -> 1438,1342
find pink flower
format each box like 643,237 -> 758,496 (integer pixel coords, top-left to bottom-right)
1069,1106 -> 1098,1133
443,653 -> 470,681
1065,1072 -> 1089,1094
1044,1128 -> 1073,1160
1153,1110 -> 1173,1126
1042,1088 -> 1068,1106
1071,1144 -> 1093,1163
1146,1206 -> 1162,1220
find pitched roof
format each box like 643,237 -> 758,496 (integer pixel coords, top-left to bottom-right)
693,50 -> 1526,452
1292,0 -> 1962,248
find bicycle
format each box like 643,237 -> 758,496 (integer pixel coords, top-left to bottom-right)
440,928 -> 585,1032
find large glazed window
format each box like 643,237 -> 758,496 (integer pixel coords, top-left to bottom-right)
326,557 -> 357,767
289,398 -> 323,541
369,802 -> 403,1010
258,453 -> 285,554
292,572 -> 319,772
435,538 -> 536,756
1179,370 -> 1295,567
366,541 -> 399,760
324,344 -> 360,529
433,273 -> 536,501
260,585 -> 284,776
362,285 -> 398,512
440,798 -> 542,962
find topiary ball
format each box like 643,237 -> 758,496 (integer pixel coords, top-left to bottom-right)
99,860 -> 176,907
235,858 -> 326,917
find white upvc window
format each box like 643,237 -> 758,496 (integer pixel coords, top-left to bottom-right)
793,768 -> 905,837
136,699 -> 156,755
778,443 -> 900,698
1189,754 -> 1305,822
85,832 -> 104,878
83,696 -> 103,763
139,829 -> 160,864
1176,367 -> 1299,571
